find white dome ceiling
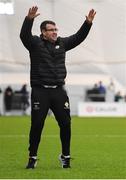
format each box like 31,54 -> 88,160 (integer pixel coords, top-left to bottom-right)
0,0 -> 126,87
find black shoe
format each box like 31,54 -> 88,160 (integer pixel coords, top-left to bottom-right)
59,154 -> 71,168
26,157 -> 37,169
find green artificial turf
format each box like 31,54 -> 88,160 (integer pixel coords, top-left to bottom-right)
0,115 -> 126,179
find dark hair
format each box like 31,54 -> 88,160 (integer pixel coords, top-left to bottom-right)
40,20 -> 56,32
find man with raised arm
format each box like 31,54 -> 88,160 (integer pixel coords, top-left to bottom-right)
20,6 -> 96,169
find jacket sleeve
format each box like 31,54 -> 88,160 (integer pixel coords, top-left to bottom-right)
61,20 -> 92,51
20,17 -> 35,50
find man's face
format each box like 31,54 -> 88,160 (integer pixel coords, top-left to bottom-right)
42,24 -> 58,42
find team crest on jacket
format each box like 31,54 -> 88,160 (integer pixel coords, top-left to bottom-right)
55,45 -> 60,49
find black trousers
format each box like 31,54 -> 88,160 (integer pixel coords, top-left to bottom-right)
29,86 -> 71,157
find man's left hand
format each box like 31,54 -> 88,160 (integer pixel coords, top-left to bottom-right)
86,9 -> 96,23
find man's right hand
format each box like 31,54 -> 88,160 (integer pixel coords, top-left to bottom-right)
27,6 -> 40,19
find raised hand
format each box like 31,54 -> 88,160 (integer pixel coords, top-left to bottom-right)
86,9 -> 96,23
27,6 -> 40,19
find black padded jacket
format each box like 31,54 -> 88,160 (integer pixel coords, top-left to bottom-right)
20,17 -> 92,87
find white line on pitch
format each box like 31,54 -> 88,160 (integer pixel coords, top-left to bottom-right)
0,134 -> 126,138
